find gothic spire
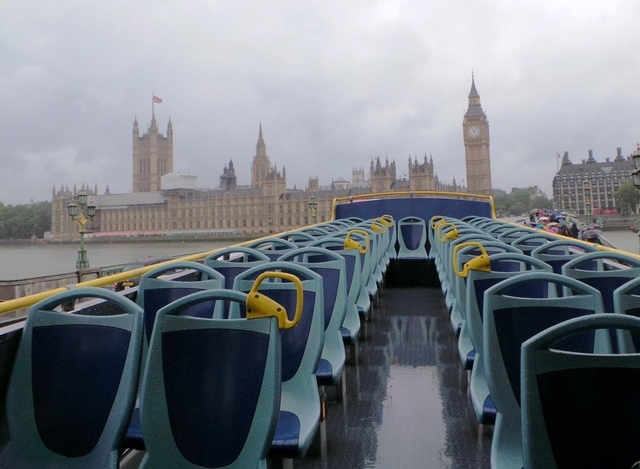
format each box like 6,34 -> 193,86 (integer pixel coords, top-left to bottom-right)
469,71 -> 479,100
256,122 -> 267,157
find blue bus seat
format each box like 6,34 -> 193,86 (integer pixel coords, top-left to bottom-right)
495,226 -> 538,245
0,288 -> 143,468
450,241 -> 523,347
336,229 -> 373,320
510,232 -> 557,256
136,261 -> 225,343
485,223 -> 517,238
138,289 -> 290,469
308,237 -> 362,353
246,238 -> 298,261
483,273 -> 605,469
370,218 -> 391,274
301,226 -> 332,237
442,231 -> 504,316
449,239 -> 521,336
278,247 -> 348,395
462,253 -> 551,425
353,223 -> 384,295
471,218 -> 503,230
379,214 -> 397,261
430,220 -> 470,297
561,250 -> 640,312
277,231 -> 317,246
233,263 -> 324,460
204,247 -> 270,318
613,276 -> 640,351
397,216 -> 428,260
531,239 -> 598,274
521,314 -> 640,469
124,261 -> 225,450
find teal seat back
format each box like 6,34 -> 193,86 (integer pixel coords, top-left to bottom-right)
521,314 -> 640,469
136,261 -> 225,343
562,250 -> 640,312
204,247 -> 270,318
531,239 -> 598,274
496,226 -> 538,245
233,262 -> 324,388
483,273 -> 605,468
510,232 -> 557,256
278,231 -> 317,247
278,247 -> 347,336
336,230 -> 373,307
302,226 -> 332,236
0,288 -> 143,469
613,276 -> 640,350
279,247 -> 348,383
485,223 -> 515,238
466,254 -> 552,363
246,238 -> 298,261
397,216 -> 428,259
309,236 -> 363,325
233,262 -> 323,457
139,290 -> 281,469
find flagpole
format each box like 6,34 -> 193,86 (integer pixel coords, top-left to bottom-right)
152,91 -> 155,117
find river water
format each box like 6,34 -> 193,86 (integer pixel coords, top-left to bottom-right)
0,241 -> 234,280
0,231 -> 639,281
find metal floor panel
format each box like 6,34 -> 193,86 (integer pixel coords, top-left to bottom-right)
294,286 -> 492,468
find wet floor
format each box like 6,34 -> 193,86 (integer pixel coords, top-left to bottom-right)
295,285 -> 492,468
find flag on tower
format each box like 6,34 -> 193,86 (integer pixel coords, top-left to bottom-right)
153,95 -> 163,103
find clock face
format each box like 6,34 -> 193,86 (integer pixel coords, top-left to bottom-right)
468,126 -> 480,138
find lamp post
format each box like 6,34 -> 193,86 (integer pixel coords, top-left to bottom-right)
629,144 -> 640,253
308,196 -> 318,224
67,189 -> 96,269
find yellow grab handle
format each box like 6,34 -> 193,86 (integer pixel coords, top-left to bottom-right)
380,214 -> 394,226
436,221 -> 458,242
344,229 -> 370,254
247,271 -> 303,329
452,242 -> 490,278
371,219 -> 388,233
430,215 -> 445,229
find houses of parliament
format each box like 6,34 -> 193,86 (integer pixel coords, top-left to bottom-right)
51,77 -> 492,241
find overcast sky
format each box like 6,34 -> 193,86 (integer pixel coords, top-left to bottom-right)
1,0 -> 639,205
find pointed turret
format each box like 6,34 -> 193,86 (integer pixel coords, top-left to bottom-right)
469,72 -> 480,102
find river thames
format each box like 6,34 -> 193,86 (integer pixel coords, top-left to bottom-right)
0,240 -> 235,280
0,231 -> 638,281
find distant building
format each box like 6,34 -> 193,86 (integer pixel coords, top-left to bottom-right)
52,82 -> 483,240
552,147 -> 634,215
132,114 -> 173,193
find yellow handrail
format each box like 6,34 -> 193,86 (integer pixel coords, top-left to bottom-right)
246,272 -> 303,329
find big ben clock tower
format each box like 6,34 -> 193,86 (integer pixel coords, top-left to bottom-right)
463,73 -> 492,196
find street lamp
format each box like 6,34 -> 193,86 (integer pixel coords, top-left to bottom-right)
68,189 -> 96,269
308,196 -> 318,224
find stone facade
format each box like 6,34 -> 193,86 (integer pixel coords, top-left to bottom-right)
52,84 -> 482,240
552,148 -> 635,215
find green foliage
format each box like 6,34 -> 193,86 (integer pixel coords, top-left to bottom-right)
614,182 -> 640,215
0,201 -> 52,239
493,190 -> 552,216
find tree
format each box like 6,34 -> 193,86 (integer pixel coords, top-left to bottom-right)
0,201 -> 51,239
614,182 -> 640,215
